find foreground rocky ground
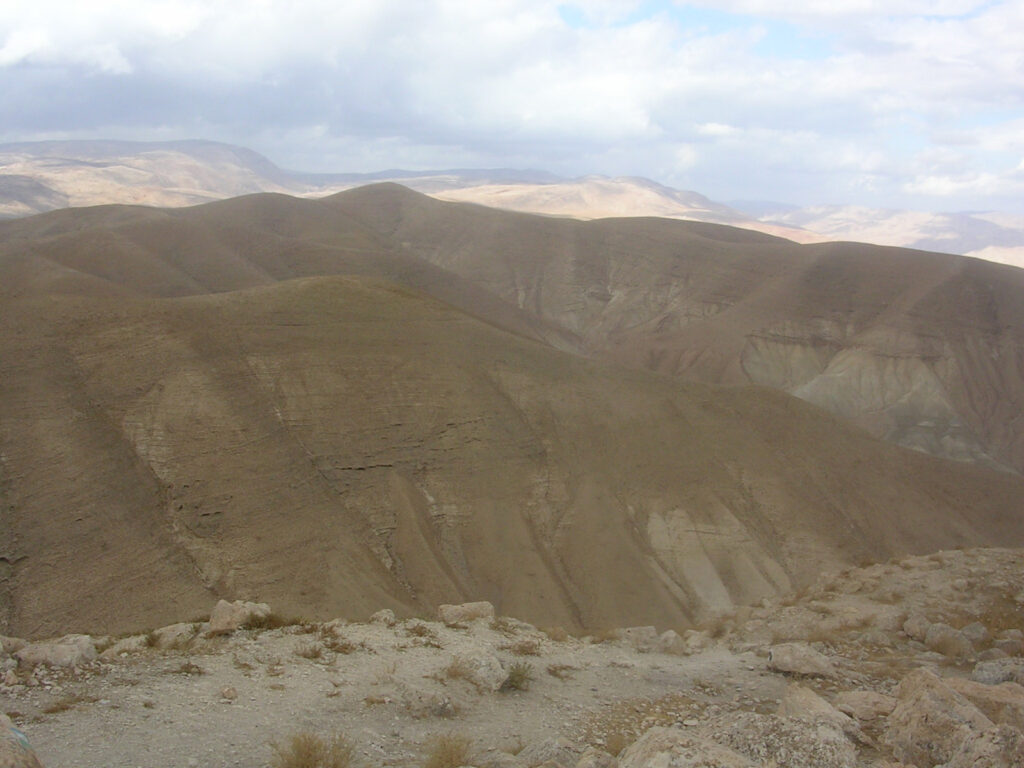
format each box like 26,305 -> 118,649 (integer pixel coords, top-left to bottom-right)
3,547 -> 1024,767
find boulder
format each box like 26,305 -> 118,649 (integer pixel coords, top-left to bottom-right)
960,621 -> 989,647
437,602 -> 495,624
902,613 -> 931,642
0,637 -> 26,655
618,727 -> 756,768
938,724 -> 1024,768
150,622 -> 198,650
574,747 -> 617,768
472,749 -> 528,768
709,712 -> 856,768
882,668 -> 994,767
1,713 -> 44,768
657,630 -> 687,655
778,683 -> 861,739
15,634 -> 96,668
924,623 -> 973,659
833,690 -> 896,722
971,658 -> 1024,686
99,634 -> 149,660
517,737 -> 582,768
945,678 -> 1024,732
994,629 -> 1023,657
206,599 -> 271,634
369,609 -> 396,626
768,643 -> 835,676
448,647 -> 506,693
619,626 -> 658,652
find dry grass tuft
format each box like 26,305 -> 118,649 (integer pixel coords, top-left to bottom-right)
294,641 -> 326,660
605,732 -> 631,757
270,732 -> 354,768
499,661 -> 533,692
504,638 -> 541,656
42,693 -> 97,714
423,733 -> 472,768
167,661 -> 205,676
546,663 -> 577,680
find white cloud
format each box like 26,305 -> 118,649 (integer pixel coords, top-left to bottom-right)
0,0 -> 1021,211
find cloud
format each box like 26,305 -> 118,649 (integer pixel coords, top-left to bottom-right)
0,0 -> 1022,211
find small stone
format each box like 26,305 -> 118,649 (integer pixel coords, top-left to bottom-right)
767,643 -> 835,676
220,686 -> 238,701
683,718 -> 699,726
437,602 -> 495,624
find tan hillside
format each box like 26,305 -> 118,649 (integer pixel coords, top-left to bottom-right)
1,190 -> 1023,638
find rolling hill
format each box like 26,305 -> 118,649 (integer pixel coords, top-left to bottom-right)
1,185 -> 1023,638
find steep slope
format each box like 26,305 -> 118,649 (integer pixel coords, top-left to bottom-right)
2,269 -> 1023,639
325,185 -> 1024,473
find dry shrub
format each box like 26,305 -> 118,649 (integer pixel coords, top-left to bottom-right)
499,662 -> 533,692
167,661 -> 205,676
505,638 -> 541,656
442,657 -> 473,682
248,613 -> 305,631
42,693 -> 96,714
490,616 -> 517,635
294,642 -> 325,660
406,622 -> 437,639
270,732 -> 354,768
423,734 -> 471,768
546,663 -> 576,680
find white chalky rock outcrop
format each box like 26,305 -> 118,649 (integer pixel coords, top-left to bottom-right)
14,634 -> 96,668
206,600 -> 271,635
883,668 -> 994,767
767,643 -> 834,676
437,601 -> 495,624
618,727 -> 757,768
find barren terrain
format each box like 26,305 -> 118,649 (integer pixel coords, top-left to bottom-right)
3,547 -> 1022,767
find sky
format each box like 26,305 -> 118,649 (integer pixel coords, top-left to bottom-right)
1,0 -> 1023,212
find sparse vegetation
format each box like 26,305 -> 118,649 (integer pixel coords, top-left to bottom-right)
42,693 -> 96,714
546,663 -> 576,680
489,616 -> 516,635
294,641 -> 325,660
504,638 -> 541,656
167,661 -> 205,676
269,731 -> 354,768
423,733 -> 471,768
499,661 -> 533,692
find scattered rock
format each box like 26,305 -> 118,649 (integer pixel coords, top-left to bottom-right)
437,602 -> 495,624
767,643 -> 835,676
220,686 -> 238,702
923,622 -> 973,659
709,712 -> 856,768
472,748 -> 528,768
618,626 -> 658,652
833,690 -> 896,722
574,747 -> 617,768
15,634 -> 96,668
657,630 -> 687,655
945,678 -> 1024,732
369,609 -> 396,626
902,614 -> 931,642
938,724 -> 1024,768
150,623 -> 198,650
971,658 -> 1024,686
99,634 -> 149,660
449,647 -> 506,693
960,621 -> 989,647
618,727 -> 756,768
0,636 -> 26,655
517,737 -> 582,768
777,683 -> 861,740
206,600 -> 271,635
882,668 -> 994,767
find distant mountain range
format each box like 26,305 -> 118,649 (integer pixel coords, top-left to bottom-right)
2,139 -> 1023,268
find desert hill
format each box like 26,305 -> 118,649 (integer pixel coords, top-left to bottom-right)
1,187 -> 1024,639
7,140 -> 1024,269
